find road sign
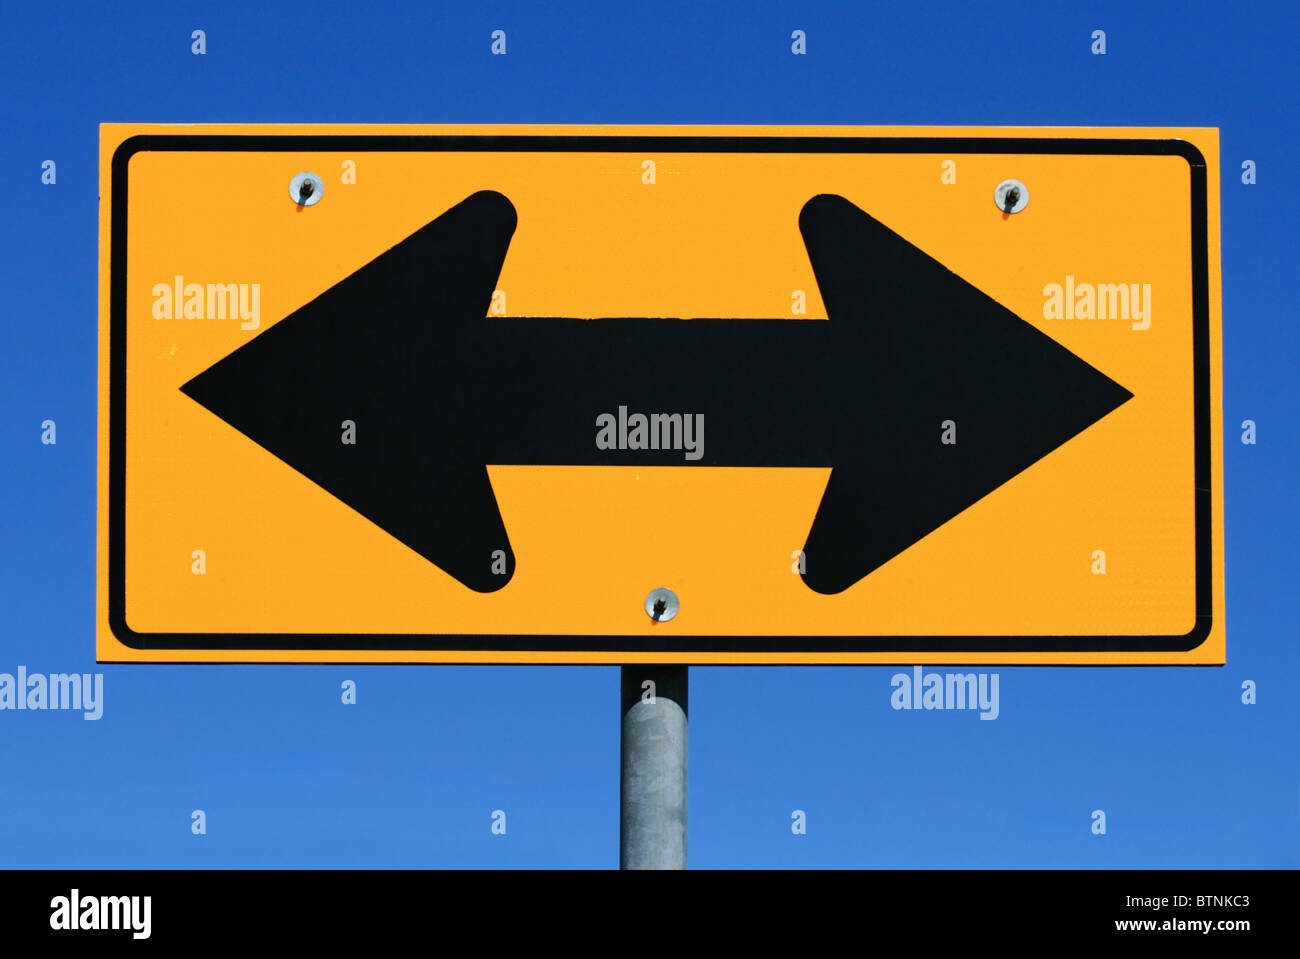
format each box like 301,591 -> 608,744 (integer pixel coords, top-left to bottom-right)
97,124 -> 1225,664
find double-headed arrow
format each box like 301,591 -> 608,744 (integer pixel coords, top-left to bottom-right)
181,190 -> 1132,594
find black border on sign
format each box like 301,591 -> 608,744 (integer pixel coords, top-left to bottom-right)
108,134 -> 1214,656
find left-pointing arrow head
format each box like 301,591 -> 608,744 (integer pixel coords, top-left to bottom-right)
181,190 -> 520,592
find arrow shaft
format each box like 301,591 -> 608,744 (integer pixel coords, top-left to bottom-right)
444,316 -> 842,465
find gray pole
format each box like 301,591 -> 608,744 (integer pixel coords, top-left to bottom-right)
620,665 -> 688,869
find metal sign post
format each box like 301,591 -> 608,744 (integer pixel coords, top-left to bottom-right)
620,666 -> 688,869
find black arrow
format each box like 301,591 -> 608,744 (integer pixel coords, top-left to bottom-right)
180,190 -> 1132,594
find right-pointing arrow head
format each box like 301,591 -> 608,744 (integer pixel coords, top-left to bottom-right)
797,194 -> 1134,594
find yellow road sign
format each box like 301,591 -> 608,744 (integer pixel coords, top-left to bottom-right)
97,124 -> 1225,664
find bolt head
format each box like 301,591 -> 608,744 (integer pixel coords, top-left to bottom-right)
994,178 -> 1029,214
289,172 -> 323,206
644,587 -> 680,623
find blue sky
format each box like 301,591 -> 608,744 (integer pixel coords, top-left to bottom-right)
0,0 -> 1296,867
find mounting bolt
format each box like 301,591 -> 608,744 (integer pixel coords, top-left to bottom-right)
994,178 -> 1028,214
644,587 -> 679,623
290,172 -> 323,206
